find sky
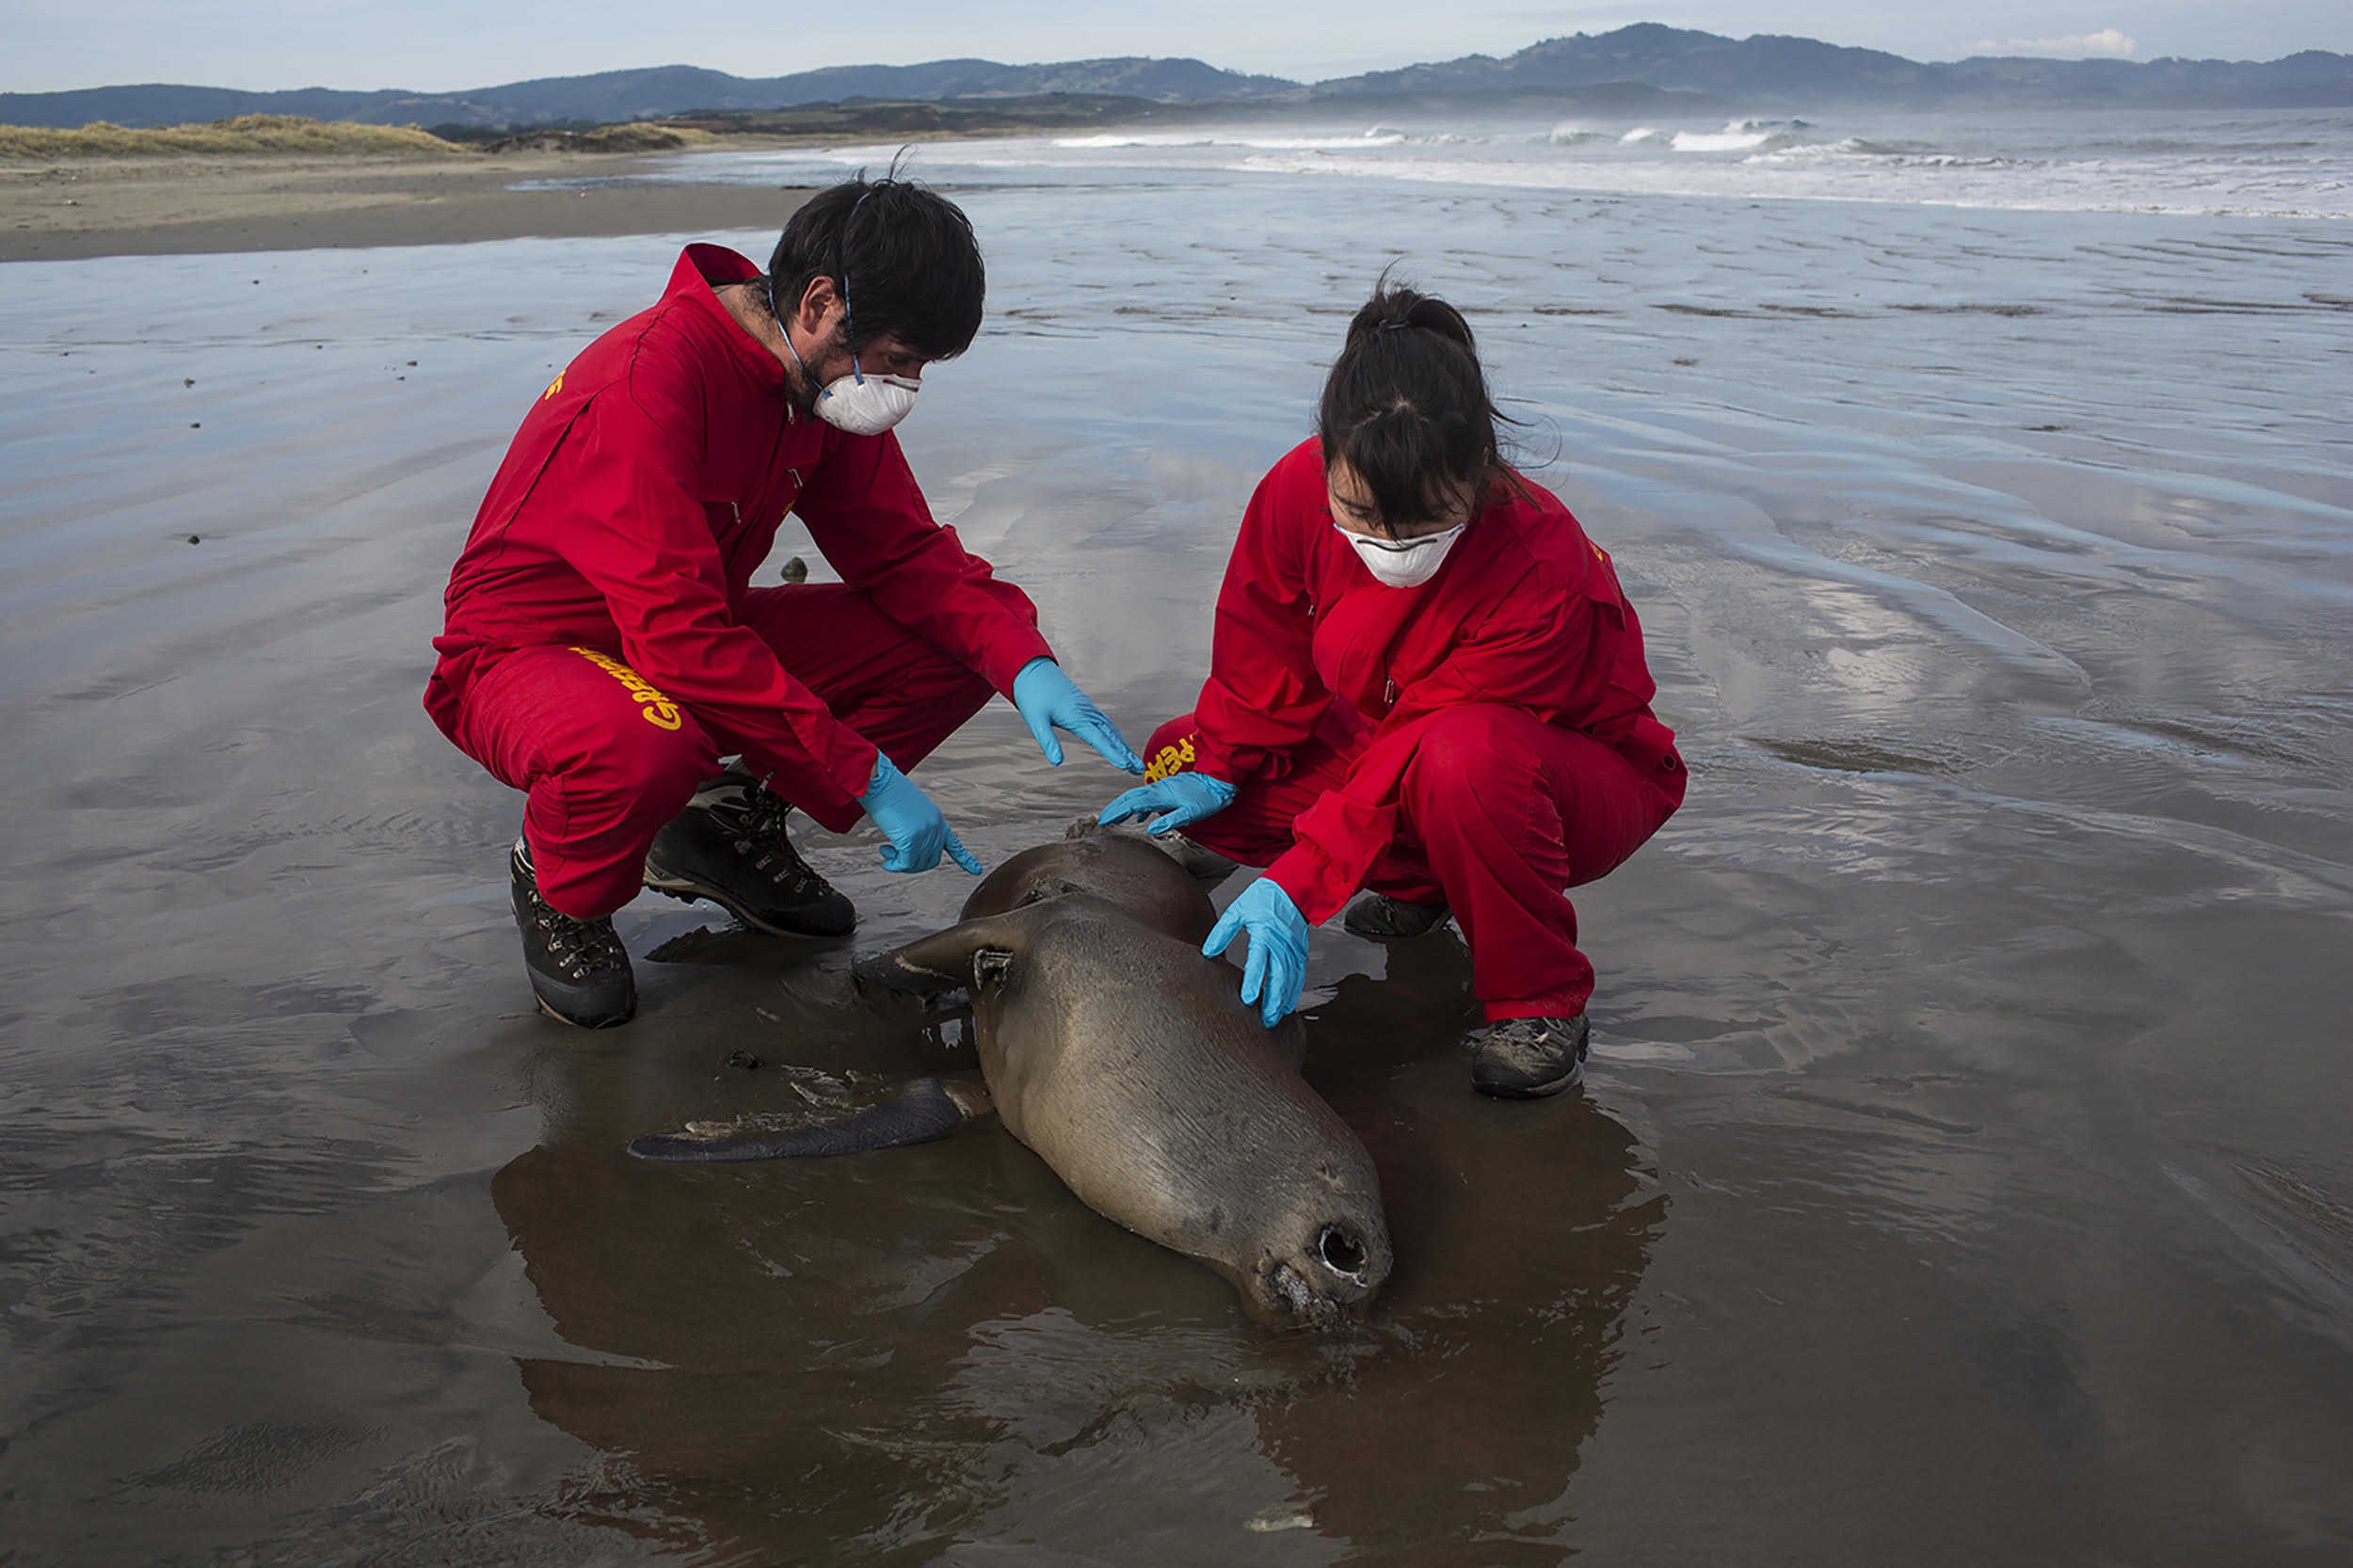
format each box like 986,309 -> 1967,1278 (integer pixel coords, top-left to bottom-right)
5,1 -> 2348,96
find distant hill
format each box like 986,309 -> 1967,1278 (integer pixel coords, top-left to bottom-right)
0,56 -> 1297,131
4,26 -> 2347,131
1310,24 -> 2353,108
1313,24 -> 1932,102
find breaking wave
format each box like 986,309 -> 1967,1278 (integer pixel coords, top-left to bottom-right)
650,107 -> 2353,222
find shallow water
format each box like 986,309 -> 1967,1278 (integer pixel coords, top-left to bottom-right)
3,150 -> 2352,1564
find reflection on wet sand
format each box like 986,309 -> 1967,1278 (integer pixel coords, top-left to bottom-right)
492,931 -> 1660,1563
1257,941 -> 1665,1566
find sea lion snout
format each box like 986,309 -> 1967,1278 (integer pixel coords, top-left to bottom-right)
1248,1210 -> 1394,1329
1315,1222 -> 1375,1281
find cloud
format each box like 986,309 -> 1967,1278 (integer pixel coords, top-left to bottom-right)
1971,27 -> 2138,58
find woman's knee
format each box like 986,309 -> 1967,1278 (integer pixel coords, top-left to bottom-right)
1401,704 -> 1526,808
1140,712 -> 1204,781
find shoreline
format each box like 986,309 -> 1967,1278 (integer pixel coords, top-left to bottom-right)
1,148 -> 813,261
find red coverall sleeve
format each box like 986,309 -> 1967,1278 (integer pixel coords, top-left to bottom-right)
1191,462 -> 1332,785
793,428 -> 1052,696
1261,588 -> 1623,924
552,393 -> 880,823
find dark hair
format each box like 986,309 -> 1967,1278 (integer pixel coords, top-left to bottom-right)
764,165 -> 984,360
1317,281 -> 1513,529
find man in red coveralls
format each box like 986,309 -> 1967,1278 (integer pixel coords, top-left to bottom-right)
425,177 -> 1143,1028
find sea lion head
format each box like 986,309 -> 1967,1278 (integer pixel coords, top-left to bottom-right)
1238,1181 -> 1394,1331
962,831 -> 1214,943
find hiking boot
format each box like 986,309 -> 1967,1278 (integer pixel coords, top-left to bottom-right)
642,768 -> 855,936
1466,1015 -> 1590,1099
511,840 -> 636,1029
1342,892 -> 1451,940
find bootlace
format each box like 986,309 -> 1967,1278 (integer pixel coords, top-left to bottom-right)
730,776 -> 820,890
533,901 -> 629,981
1489,1016 -> 1587,1061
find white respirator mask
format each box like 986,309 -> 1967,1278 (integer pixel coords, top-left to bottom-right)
772,273 -> 920,437
811,364 -> 919,436
1337,520 -> 1467,589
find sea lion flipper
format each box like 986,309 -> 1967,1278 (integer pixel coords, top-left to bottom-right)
852,945 -> 968,1000
627,1077 -> 989,1162
889,905 -> 1055,986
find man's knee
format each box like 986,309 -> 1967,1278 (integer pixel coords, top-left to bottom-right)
556,714 -> 713,824
887,659 -> 995,763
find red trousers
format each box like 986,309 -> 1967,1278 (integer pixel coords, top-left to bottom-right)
446,585 -> 993,919
1148,706 -> 1680,1023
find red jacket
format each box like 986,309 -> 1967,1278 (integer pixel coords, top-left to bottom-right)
424,246 -> 1051,828
1193,439 -> 1684,923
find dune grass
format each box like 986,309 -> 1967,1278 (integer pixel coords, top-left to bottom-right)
0,115 -> 471,159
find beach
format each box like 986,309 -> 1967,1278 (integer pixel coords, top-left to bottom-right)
0,147 -> 810,259
4,110 -> 2351,1565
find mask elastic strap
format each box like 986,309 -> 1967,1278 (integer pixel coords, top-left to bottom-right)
838,187 -> 878,387
841,273 -> 864,388
769,277 -> 826,400
1337,520 -> 1465,553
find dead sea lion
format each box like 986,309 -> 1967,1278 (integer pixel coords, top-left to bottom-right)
633,832 -> 1392,1328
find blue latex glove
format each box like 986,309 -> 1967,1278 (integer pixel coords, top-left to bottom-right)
1012,657 -> 1144,774
1202,878 -> 1310,1029
856,754 -> 984,875
1097,772 -> 1238,837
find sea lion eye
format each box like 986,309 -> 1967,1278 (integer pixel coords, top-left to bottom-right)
1315,1224 -> 1368,1278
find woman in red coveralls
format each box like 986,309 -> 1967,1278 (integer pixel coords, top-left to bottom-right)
1100,284 -> 1685,1098
426,178 -> 1141,1029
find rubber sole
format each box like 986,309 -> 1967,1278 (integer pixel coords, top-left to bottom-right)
1469,1063 -> 1586,1100
641,872 -> 856,939
531,991 -> 634,1030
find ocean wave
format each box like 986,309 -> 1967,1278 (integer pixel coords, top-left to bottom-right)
1746,136 -> 1876,162
1051,130 -> 1405,152
1227,146 -> 2353,221
1895,153 -> 2025,169
715,114 -> 2353,224
1673,120 -> 1804,154
1742,138 -> 2031,173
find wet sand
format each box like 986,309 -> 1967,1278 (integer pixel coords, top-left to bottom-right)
0,148 -> 810,260
3,164 -> 2350,1565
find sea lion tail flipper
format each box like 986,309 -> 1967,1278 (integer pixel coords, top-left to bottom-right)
627,1077 -> 994,1162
